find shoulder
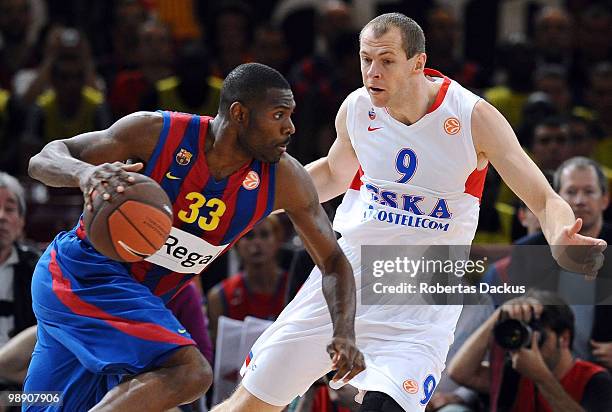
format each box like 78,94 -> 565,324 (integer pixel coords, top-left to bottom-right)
111,111 -> 164,137
275,154 -> 318,210
276,153 -> 309,183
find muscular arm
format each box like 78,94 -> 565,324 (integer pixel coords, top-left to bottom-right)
276,155 -> 356,339
275,155 -> 364,380
305,99 -> 360,203
472,100 -> 573,244
28,111 -> 162,188
472,101 -> 606,275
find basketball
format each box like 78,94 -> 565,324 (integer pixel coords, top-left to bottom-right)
83,173 -> 173,262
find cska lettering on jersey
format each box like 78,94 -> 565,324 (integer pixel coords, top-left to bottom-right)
362,183 -> 452,232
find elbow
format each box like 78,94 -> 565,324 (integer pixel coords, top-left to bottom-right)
28,153 -> 42,180
446,361 -> 461,383
447,358 -> 470,386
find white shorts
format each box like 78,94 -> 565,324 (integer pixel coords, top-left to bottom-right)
240,239 -> 462,410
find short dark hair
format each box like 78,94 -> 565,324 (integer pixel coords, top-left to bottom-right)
219,63 -> 290,114
526,289 -> 575,349
360,13 -> 425,59
553,156 -> 608,195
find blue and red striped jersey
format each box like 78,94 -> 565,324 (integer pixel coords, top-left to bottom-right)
130,111 -> 277,301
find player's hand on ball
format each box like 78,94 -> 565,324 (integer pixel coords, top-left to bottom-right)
79,161 -> 144,211
327,336 -> 366,383
550,218 -> 607,279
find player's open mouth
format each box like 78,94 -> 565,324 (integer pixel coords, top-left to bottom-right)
369,87 -> 385,94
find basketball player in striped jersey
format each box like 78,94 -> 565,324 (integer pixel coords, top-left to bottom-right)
25,63 -> 364,411
220,13 -> 607,412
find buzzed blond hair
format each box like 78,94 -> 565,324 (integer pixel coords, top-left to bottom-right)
360,13 -> 426,59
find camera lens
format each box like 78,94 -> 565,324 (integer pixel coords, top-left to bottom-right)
493,318 -> 532,350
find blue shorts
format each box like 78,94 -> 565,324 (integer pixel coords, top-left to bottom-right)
23,229 -> 195,411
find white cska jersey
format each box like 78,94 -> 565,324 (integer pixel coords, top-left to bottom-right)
333,69 -> 486,247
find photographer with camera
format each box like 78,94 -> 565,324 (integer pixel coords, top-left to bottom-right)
448,290 -> 612,412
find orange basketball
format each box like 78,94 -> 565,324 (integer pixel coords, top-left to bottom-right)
83,173 -> 173,262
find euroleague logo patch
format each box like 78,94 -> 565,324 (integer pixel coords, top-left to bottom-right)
403,379 -> 419,394
368,107 -> 376,120
242,171 -> 260,190
444,117 -> 461,135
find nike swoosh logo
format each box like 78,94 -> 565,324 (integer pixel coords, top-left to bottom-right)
117,241 -> 150,259
165,172 -> 181,180
368,126 -> 383,131
178,328 -> 187,334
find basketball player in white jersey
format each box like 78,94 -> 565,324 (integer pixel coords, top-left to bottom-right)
214,13 -> 607,412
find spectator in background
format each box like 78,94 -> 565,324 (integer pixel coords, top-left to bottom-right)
484,37 -> 537,128
142,42 -> 221,116
16,26 -> 103,106
209,1 -> 253,78
109,19 -> 175,119
288,30 -> 361,164
534,65 -> 573,117
586,63 -> 612,171
485,157 -> 611,364
424,6 -> 483,90
0,172 -> 38,347
497,116 -> 571,207
570,4 -> 612,102
0,89 -> 26,176
533,6 -> 574,69
97,0 -> 147,83
148,0 -> 202,42
530,116 -> 572,174
449,290 -> 612,412
0,0 -> 39,91
207,216 -> 288,344
24,35 -> 111,145
252,23 -> 291,76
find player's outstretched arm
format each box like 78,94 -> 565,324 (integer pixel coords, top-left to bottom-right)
305,98 -> 360,203
275,155 -> 365,382
472,101 -> 606,275
29,111 -> 163,210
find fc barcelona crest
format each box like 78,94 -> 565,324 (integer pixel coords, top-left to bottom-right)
176,148 -> 193,165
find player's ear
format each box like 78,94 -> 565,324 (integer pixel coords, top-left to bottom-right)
229,101 -> 249,124
414,53 -> 427,72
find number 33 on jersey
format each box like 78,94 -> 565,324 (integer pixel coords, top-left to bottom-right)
129,111 -> 277,301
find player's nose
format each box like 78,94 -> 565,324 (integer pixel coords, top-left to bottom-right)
367,60 -> 382,78
283,117 -> 295,136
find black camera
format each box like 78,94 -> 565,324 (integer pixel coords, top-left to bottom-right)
493,316 -> 547,350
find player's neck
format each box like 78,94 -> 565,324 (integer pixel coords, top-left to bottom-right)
386,78 -> 440,125
206,117 -> 251,180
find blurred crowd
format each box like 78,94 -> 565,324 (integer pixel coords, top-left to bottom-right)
1,0 -> 612,411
